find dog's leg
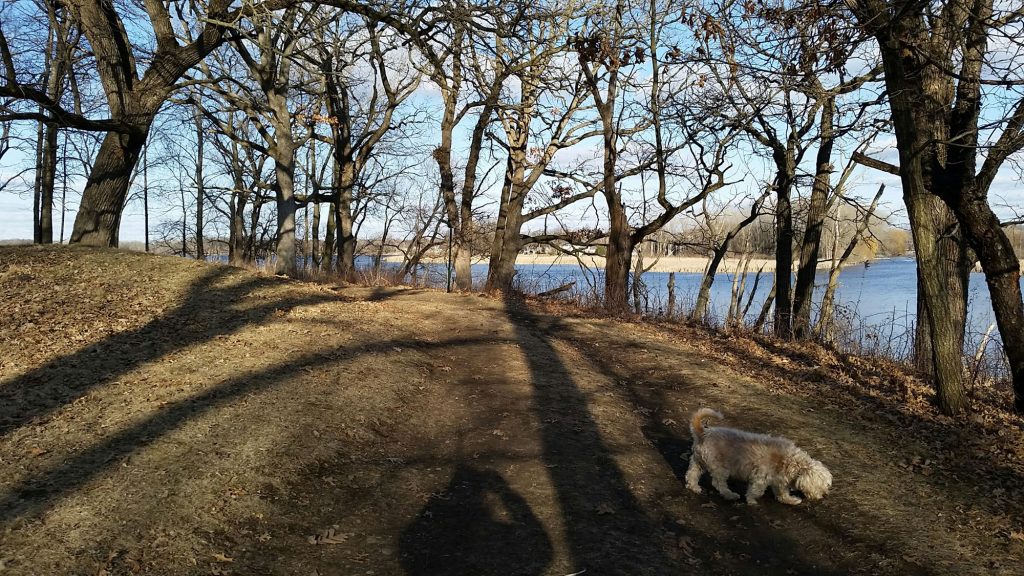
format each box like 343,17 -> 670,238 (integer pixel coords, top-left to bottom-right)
711,473 -> 740,501
685,457 -> 703,494
772,485 -> 802,505
745,478 -> 768,504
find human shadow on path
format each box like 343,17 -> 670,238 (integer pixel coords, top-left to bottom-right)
501,293 -> 676,575
399,465 -> 553,576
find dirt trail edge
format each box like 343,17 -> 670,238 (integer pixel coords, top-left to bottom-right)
0,246 -> 1021,575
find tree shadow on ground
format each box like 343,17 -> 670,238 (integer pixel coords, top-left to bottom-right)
399,465 -> 553,576
0,266 -> 331,439
501,293 -> 676,575
0,331 -> 495,527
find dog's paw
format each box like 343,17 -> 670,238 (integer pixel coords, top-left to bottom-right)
721,491 -> 740,501
779,496 -> 802,505
686,484 -> 702,495
745,498 -> 759,505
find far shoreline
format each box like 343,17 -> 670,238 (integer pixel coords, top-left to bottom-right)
384,253 -> 874,274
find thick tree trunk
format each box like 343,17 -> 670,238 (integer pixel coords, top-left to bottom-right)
70,118 -> 152,246
878,36 -> 971,414
267,87 -> 297,276
335,162 -> 357,280
273,160 -> 297,276
336,188 -> 357,280
605,199 -> 633,312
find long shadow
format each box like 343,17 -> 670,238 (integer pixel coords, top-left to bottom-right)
501,293 -> 676,575
0,266 -> 328,439
569,331 -> 935,575
399,465 -> 553,576
0,334 -> 499,526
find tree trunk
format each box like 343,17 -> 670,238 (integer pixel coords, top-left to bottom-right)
486,154 -> 526,292
692,248 -> 730,322
773,168 -> 796,338
605,197 -> 633,312
312,202 -> 322,269
194,102 -> 205,261
267,88 -> 297,276
274,160 -> 297,276
335,159 -> 357,279
336,186 -> 357,280
793,98 -> 835,338
38,122 -> 57,244
953,198 -> 1024,412
71,118 -> 152,246
324,202 -> 337,272
229,191 -> 247,267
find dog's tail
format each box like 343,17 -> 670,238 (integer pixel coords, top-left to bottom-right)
690,408 -> 723,440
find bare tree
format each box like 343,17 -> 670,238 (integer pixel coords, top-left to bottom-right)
846,0 -> 1024,414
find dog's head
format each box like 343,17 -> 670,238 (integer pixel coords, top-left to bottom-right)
794,460 -> 832,501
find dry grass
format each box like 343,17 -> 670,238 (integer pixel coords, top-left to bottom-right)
0,245 -> 1021,575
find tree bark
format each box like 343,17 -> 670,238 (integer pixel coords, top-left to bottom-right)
773,166 -> 796,338
793,97 -> 835,338
71,113 -> 154,246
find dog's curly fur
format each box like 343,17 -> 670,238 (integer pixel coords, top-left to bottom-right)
685,408 -> 832,505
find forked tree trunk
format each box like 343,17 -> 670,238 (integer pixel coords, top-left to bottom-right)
486,154 -> 527,292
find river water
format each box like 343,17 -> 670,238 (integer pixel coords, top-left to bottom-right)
403,256 -> 1013,369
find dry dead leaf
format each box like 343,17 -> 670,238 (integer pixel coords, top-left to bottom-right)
212,552 -> 233,563
27,446 -> 49,458
1009,531 -> 1024,543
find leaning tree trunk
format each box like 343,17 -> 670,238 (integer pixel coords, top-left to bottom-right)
691,247 -> 730,323
952,197 -> 1024,412
70,106 -> 156,246
486,153 -> 528,292
793,98 -> 834,338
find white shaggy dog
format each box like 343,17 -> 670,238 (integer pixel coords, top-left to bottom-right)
685,408 -> 832,505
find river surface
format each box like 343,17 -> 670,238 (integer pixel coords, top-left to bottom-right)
400,256 -> 1013,367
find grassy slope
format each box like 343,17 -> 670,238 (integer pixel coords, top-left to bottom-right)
0,245 -> 1022,576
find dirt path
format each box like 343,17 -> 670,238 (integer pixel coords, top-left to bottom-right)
1,246 -> 1021,575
